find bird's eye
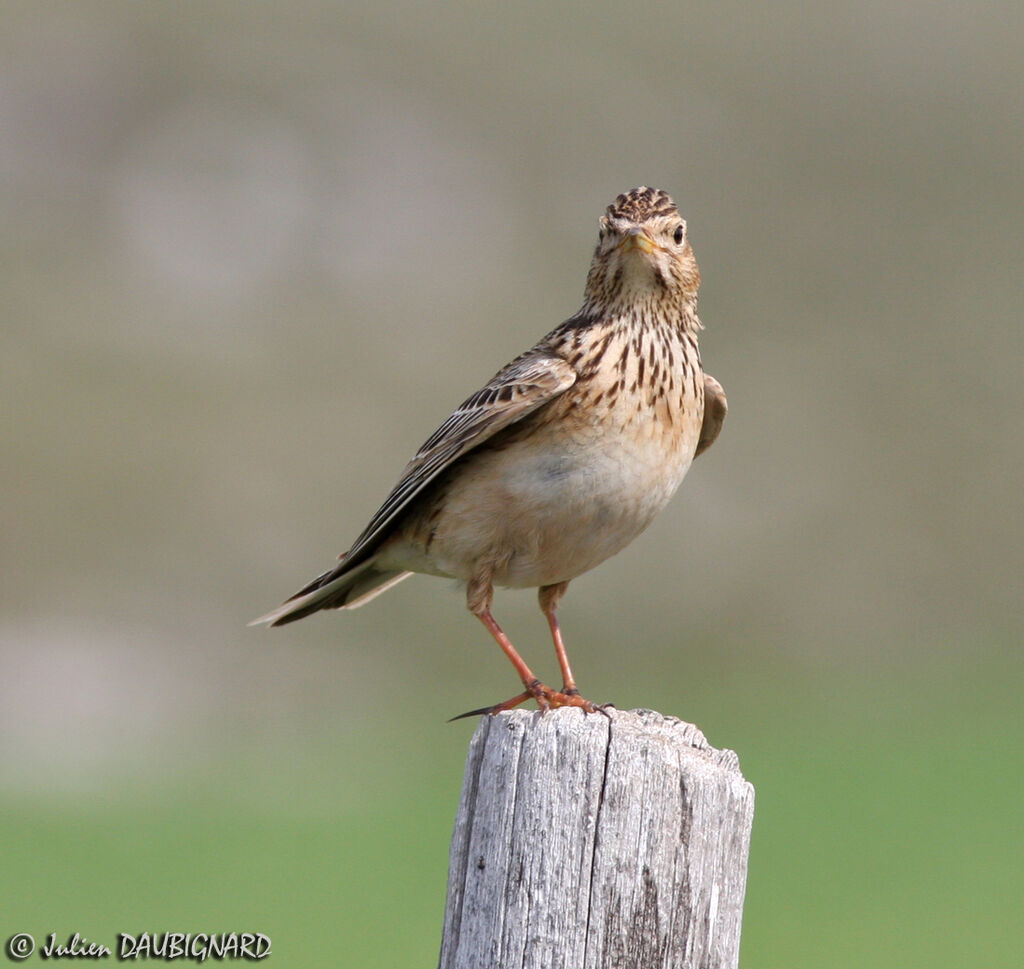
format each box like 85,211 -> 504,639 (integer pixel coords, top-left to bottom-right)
673,225 -> 684,245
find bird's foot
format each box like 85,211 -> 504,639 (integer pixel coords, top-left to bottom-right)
449,680 -> 609,721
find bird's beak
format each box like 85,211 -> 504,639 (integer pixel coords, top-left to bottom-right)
618,227 -> 657,255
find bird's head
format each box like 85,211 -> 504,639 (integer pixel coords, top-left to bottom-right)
585,187 -> 700,314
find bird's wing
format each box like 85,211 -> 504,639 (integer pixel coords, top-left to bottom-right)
342,350 -> 577,567
695,373 -> 727,458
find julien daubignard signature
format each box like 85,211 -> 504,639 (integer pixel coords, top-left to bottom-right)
5,931 -> 271,962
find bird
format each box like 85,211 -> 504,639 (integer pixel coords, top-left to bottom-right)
252,187 -> 727,717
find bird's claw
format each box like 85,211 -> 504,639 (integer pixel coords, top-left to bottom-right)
448,681 -> 609,721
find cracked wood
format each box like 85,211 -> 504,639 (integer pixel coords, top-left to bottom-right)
438,707 -> 755,969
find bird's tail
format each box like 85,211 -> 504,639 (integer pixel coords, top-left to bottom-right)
249,560 -> 413,628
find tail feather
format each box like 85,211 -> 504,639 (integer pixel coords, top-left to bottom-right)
249,563 -> 413,628
341,569 -> 414,608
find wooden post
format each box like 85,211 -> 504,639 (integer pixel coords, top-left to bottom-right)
438,707 -> 754,969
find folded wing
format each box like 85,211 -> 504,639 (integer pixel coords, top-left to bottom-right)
695,373 -> 727,458
252,351 -> 577,626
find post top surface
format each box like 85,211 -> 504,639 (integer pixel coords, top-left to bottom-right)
471,706 -> 748,778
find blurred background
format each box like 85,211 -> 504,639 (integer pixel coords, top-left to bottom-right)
2,2 -> 1020,966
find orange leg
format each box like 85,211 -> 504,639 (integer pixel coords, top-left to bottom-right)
476,607 -> 542,709
539,582 -> 579,695
452,576 -> 602,720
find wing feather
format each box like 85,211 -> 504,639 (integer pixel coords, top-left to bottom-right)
695,373 -> 727,458
341,350 -> 576,567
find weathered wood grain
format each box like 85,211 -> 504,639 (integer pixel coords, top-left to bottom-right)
438,707 -> 754,969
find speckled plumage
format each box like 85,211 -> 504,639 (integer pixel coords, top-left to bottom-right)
254,187 -> 727,715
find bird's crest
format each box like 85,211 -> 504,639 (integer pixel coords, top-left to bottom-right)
605,187 -> 678,223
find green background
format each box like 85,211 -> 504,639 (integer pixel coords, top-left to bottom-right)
2,2 -> 1020,966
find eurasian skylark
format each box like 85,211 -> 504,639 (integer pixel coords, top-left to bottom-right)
253,187 -> 727,716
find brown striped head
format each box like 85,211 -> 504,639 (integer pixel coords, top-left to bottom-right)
604,186 -> 678,223
586,187 -> 700,312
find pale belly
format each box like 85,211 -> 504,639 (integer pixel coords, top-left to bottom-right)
379,408 -> 701,588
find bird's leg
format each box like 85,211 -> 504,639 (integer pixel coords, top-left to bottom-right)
537,585 -> 608,715
538,582 -> 579,695
450,577 -> 601,720
475,607 -> 543,709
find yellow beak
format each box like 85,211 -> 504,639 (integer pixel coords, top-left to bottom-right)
618,228 -> 657,255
